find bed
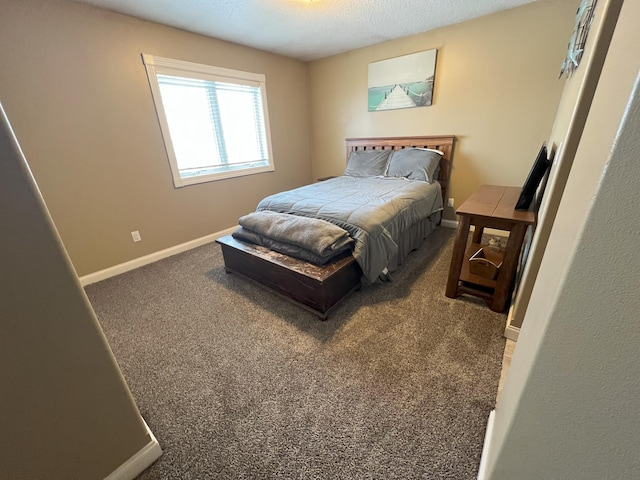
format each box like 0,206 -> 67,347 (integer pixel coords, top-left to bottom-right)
217,135 -> 455,318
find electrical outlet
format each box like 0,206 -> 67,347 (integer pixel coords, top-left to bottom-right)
131,230 -> 141,242
447,198 -> 455,208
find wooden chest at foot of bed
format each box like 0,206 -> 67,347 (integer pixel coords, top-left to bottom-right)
216,235 -> 362,319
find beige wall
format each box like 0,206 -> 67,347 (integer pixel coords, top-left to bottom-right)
308,0 -> 576,220
490,71 -> 640,480
0,104 -> 156,478
483,0 -> 640,471
0,0 -> 577,276
0,0 -> 312,276
509,0 -> 634,329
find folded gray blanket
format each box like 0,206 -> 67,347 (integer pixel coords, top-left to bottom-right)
232,227 -> 351,265
237,210 -> 354,259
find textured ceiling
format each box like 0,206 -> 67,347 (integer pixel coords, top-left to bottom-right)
77,0 -> 538,61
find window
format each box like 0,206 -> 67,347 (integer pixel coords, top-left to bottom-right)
142,54 -> 274,187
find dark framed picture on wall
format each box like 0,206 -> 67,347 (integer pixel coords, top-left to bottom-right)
515,143 -> 550,211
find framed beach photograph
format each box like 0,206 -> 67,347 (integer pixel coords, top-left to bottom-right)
368,49 -> 437,112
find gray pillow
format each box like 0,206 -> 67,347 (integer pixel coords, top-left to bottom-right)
386,148 -> 442,183
344,150 -> 392,177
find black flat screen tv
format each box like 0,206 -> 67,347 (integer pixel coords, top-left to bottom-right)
515,143 -> 550,211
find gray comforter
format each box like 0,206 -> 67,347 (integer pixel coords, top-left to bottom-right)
257,176 -> 443,282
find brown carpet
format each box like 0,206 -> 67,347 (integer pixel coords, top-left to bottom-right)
85,227 -> 506,479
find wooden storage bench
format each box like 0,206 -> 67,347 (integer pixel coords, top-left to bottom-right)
216,235 -> 362,319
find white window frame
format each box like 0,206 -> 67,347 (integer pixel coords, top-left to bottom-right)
142,54 -> 275,187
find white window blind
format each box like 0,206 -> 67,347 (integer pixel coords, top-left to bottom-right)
142,55 -> 274,187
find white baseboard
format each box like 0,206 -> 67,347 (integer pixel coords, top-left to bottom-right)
441,219 -> 458,229
477,409 -> 496,480
503,304 -> 520,341
440,219 -> 508,239
504,323 -> 520,342
104,419 -> 162,480
480,227 -> 508,238
80,226 -> 237,286
79,220 -> 508,287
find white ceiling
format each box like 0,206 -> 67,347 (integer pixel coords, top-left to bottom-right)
77,0 -> 538,62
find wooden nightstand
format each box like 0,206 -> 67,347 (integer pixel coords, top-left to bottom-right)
445,185 -> 535,313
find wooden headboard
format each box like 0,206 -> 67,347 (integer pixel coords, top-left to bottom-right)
345,135 -> 455,208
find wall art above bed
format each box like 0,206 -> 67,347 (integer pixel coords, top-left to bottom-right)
368,49 -> 437,112
560,0 -> 597,78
